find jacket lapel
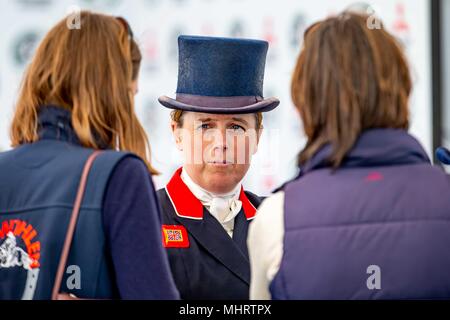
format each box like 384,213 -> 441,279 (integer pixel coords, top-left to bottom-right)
232,210 -> 250,259
164,168 -> 260,285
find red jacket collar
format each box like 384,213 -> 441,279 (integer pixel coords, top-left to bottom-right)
165,167 -> 257,220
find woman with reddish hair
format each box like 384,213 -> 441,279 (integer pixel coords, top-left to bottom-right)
0,11 -> 178,300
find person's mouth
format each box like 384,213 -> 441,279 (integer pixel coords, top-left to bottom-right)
207,160 -> 233,167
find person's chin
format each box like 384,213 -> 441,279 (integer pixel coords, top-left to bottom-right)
205,174 -> 238,194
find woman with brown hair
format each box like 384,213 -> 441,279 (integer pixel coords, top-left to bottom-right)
0,11 -> 179,299
248,11 -> 450,299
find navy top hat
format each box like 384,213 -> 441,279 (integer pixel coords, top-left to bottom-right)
158,35 -> 279,114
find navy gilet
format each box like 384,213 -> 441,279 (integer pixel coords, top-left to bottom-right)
0,106 -> 132,299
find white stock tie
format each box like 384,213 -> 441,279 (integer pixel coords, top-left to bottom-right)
180,168 -> 242,236
209,197 -> 242,224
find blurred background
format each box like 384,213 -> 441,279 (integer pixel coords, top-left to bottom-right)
0,0 -> 448,195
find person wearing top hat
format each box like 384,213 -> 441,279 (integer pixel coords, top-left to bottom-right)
157,35 -> 279,300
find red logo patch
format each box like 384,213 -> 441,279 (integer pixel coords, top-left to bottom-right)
161,225 -> 189,248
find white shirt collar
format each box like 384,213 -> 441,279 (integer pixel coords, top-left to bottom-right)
180,167 -> 242,237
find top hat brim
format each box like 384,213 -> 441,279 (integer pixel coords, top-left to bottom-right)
158,95 -> 280,114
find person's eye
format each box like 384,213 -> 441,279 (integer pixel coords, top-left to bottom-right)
229,124 -> 246,132
198,123 -> 211,130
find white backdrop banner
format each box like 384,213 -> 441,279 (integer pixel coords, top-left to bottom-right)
0,0 -> 432,194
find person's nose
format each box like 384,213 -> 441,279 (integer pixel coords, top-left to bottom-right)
211,128 -> 228,152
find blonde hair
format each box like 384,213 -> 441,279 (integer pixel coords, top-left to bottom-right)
10,11 -> 158,174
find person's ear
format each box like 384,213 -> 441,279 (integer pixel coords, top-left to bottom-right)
171,121 -> 183,151
252,126 -> 263,155
257,126 -> 263,141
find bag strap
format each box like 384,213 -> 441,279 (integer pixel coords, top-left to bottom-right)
51,150 -> 103,300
